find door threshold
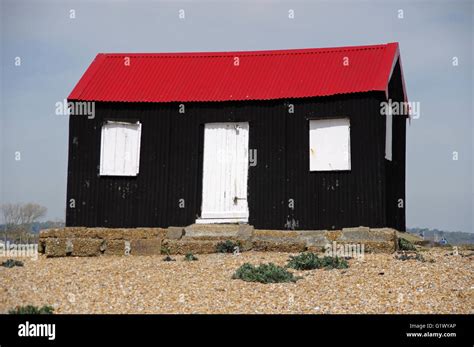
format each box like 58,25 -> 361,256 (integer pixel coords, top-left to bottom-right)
195,218 -> 248,224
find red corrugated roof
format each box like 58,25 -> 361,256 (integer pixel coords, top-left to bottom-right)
68,42 -> 406,103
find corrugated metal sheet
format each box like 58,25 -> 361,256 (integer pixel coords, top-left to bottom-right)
68,43 -> 403,103
66,93 -> 403,230
385,60 -> 406,231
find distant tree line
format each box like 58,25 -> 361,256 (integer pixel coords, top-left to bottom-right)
0,203 -> 63,243
407,227 -> 474,245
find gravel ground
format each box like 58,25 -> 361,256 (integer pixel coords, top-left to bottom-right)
0,250 -> 472,314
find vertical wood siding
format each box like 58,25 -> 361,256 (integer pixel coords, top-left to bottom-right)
66,89 -> 405,230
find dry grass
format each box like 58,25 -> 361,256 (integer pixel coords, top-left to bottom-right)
397,231 -> 423,243
0,249 -> 472,314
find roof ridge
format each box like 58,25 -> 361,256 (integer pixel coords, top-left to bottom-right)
100,44 -> 391,59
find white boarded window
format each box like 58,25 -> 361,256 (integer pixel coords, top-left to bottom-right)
100,121 -> 142,176
309,118 -> 351,171
385,110 -> 393,161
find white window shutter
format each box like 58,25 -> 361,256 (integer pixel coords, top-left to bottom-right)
309,118 -> 351,171
385,110 -> 393,161
100,121 -> 141,176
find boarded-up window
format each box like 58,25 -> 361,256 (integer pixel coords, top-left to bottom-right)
309,118 -> 351,171
99,121 -> 142,176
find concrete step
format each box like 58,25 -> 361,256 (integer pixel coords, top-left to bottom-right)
182,224 -> 254,241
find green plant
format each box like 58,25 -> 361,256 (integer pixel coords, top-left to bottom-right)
9,305 -> 54,314
232,263 -> 300,284
287,253 -> 349,270
184,253 -> 198,261
286,252 -> 320,270
161,245 -> 171,255
216,240 -> 241,253
398,238 -> 416,251
318,256 -> 349,269
1,259 -> 24,268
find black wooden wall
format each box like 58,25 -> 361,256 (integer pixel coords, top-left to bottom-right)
384,60 -> 407,231
66,85 -> 406,230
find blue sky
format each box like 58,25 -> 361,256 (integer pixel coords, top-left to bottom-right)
0,0 -> 472,232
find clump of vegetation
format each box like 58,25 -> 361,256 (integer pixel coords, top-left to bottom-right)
286,252 -> 320,270
396,252 -> 434,263
9,305 -> 54,314
216,240 -> 241,253
232,263 -> 300,284
317,256 -> 350,269
398,238 -> 417,251
184,253 -> 198,261
1,259 -> 24,268
287,253 -> 349,270
161,245 -> 171,255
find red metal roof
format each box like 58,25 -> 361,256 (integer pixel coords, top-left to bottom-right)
68,43 -> 406,103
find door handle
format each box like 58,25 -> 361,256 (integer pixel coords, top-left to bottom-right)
233,196 -> 246,204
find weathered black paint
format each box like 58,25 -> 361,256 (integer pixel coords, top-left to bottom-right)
66,65 -> 406,231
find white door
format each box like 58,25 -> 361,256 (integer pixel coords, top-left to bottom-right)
198,122 -> 249,223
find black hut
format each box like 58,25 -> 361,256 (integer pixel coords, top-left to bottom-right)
66,43 -> 408,231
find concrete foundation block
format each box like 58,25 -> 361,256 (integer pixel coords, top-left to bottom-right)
296,230 -> 330,248
252,240 -> 306,253
45,238 -> 68,257
103,240 -> 127,256
166,227 -> 185,240
183,226 -> 240,241
40,225 -> 398,257
162,240 -> 221,254
130,239 -> 162,256
44,238 -> 102,257
70,238 -> 103,256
